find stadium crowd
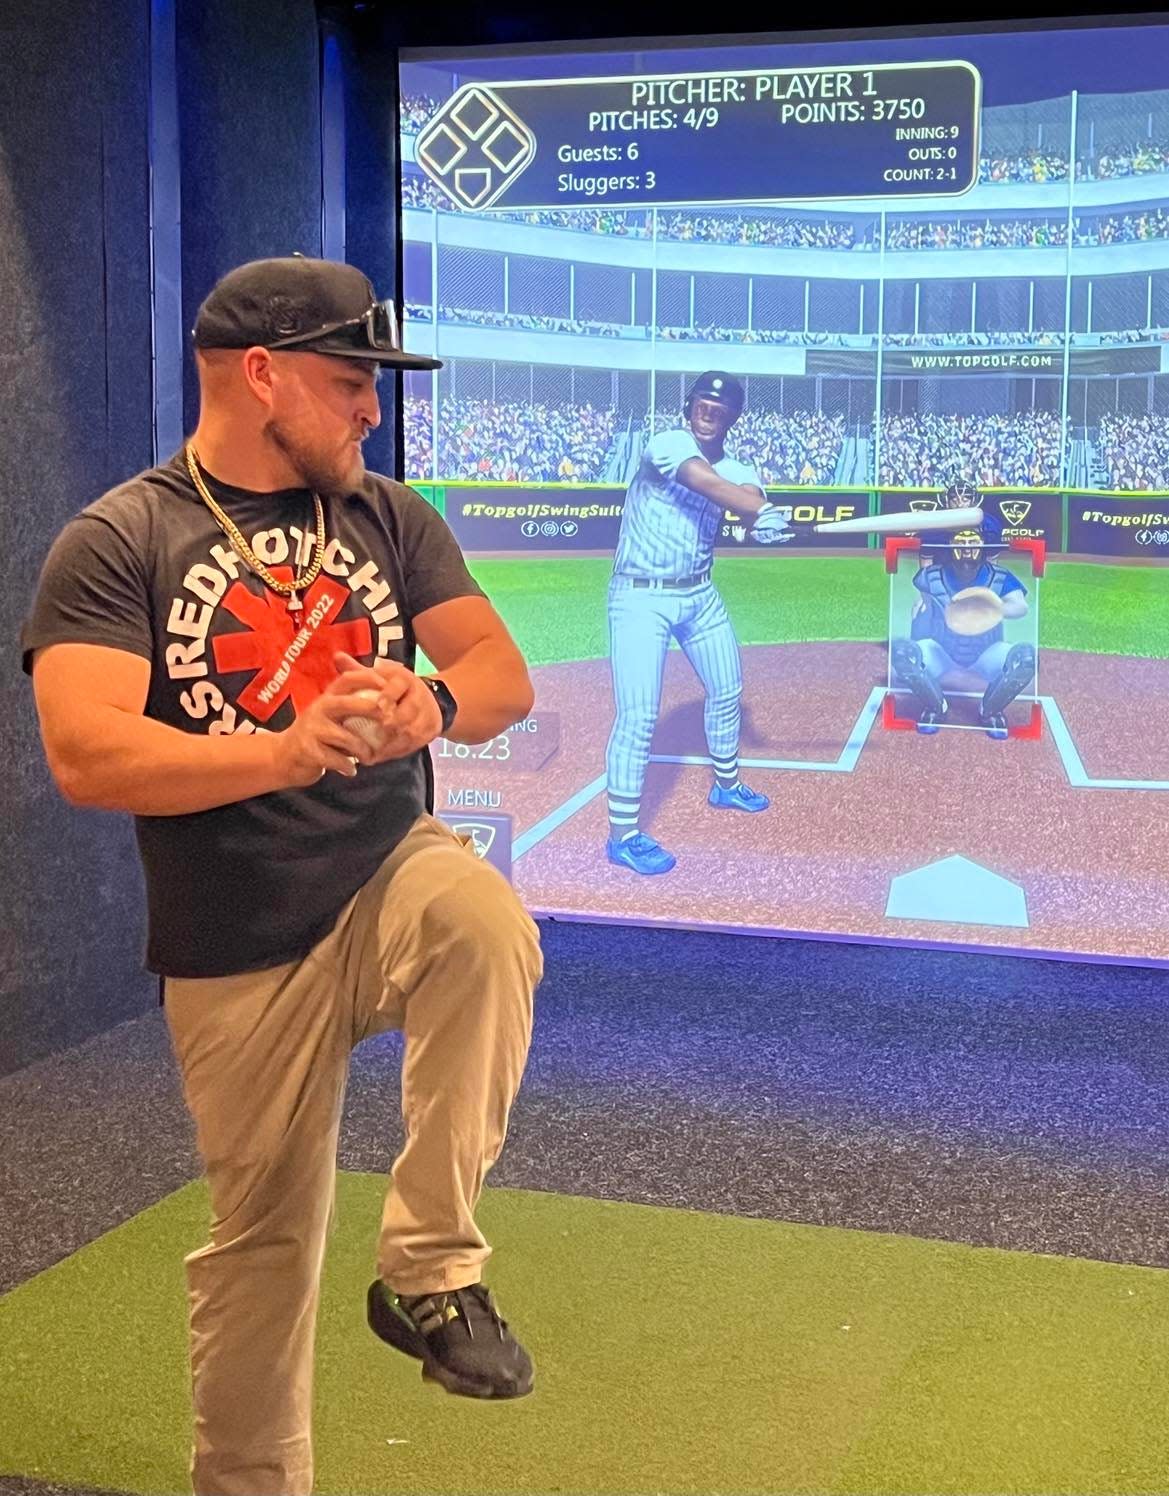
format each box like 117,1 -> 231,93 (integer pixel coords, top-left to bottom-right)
888,217 -> 1068,250
1079,141 -> 1169,179
1096,412 -> 1169,489
402,392 -> 1169,491
887,206 -> 1169,250
404,397 -> 617,482
403,397 -> 433,476
400,94 -> 439,133
1097,326 -> 1169,344
721,409 -> 846,485
656,211 -> 861,248
978,150 -> 1069,184
404,172 -> 1169,257
1078,205 -> 1169,244
405,304 -> 864,344
657,325 -> 855,345
877,412 -> 1065,487
435,305 -> 626,337
404,304 -> 1169,350
402,395 -> 845,485
978,140 -> 1169,182
881,330 -> 1065,347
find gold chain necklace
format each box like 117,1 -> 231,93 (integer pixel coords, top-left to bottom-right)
184,443 -> 326,613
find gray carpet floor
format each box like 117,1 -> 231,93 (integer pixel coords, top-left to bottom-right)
3,919 -> 1168,1495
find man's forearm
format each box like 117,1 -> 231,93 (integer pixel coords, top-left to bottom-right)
427,638 -> 534,744
57,707 -> 287,816
697,469 -> 768,517
677,458 -> 767,518
719,483 -> 769,519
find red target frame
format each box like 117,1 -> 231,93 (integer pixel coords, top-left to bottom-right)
881,534 -> 1044,740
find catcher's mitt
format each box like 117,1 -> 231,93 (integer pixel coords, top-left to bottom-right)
944,586 -> 1004,636
749,502 -> 793,545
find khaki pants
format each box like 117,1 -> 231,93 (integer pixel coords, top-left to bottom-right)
164,815 -> 543,1496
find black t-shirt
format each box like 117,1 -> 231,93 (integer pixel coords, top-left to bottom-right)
20,453 -> 484,978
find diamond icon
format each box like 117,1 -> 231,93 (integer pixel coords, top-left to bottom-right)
418,123 -> 466,177
415,84 -> 536,210
451,89 -> 498,140
482,120 -> 528,173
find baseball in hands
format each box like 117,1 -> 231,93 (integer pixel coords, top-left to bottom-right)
342,689 -> 386,752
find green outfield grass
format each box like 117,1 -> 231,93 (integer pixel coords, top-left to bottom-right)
3,1174 -> 1169,1495
466,557 -> 1169,668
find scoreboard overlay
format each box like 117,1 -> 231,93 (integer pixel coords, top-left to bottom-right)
415,61 -> 981,210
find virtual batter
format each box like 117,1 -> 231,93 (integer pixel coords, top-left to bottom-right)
604,372 -> 792,875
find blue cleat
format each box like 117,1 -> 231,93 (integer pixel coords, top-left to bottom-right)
606,832 -> 676,875
708,782 -> 770,813
982,713 -> 1009,741
916,699 -> 949,735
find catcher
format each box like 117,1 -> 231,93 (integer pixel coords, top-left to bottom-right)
892,490 -> 1035,739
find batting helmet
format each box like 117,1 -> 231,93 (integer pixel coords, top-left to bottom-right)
683,371 -> 745,423
943,478 -> 980,509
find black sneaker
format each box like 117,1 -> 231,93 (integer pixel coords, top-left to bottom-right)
366,1279 -> 534,1399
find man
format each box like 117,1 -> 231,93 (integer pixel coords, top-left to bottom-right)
604,372 -> 791,875
21,257 -> 543,1496
892,482 -> 1034,740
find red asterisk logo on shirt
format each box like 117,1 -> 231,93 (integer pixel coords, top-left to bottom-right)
211,570 -> 373,723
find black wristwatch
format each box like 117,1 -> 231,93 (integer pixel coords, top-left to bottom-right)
422,676 -> 458,735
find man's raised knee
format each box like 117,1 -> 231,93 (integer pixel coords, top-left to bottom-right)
424,859 -> 542,984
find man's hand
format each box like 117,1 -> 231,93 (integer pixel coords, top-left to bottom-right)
749,502 -> 794,544
270,657 -> 391,786
334,651 -> 443,763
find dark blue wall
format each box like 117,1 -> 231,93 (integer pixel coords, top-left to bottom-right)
4,0 -> 338,1074
337,8 -> 400,478
2,0 -> 155,1077
177,0 -> 324,437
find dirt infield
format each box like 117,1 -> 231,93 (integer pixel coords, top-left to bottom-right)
433,643 -> 1169,963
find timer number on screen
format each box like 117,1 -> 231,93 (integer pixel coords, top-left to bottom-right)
438,734 -> 512,760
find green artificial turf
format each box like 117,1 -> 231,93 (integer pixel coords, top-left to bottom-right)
2,1173 -> 1168,1494
465,556 -> 1169,667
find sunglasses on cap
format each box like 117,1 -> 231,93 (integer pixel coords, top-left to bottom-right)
268,298 -> 402,355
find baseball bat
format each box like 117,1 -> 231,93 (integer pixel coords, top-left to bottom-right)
813,506 -> 983,535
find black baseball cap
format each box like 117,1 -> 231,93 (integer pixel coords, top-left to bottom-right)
192,256 -> 441,369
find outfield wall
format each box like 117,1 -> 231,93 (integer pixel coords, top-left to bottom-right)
414,483 -> 1169,559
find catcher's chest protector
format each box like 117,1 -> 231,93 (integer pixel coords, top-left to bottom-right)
923,562 -> 1005,604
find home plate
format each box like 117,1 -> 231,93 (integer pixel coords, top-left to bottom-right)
885,854 -> 1029,928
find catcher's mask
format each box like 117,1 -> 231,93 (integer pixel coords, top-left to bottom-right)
943,479 -> 980,510
684,371 -> 745,425
951,529 -> 982,567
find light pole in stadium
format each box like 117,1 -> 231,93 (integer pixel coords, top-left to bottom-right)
1058,91 -> 1079,490
874,207 -> 887,489
649,206 -> 658,433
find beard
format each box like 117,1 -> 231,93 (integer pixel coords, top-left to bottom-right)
266,417 -> 364,498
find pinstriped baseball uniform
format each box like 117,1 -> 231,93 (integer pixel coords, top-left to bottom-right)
605,429 -> 762,835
